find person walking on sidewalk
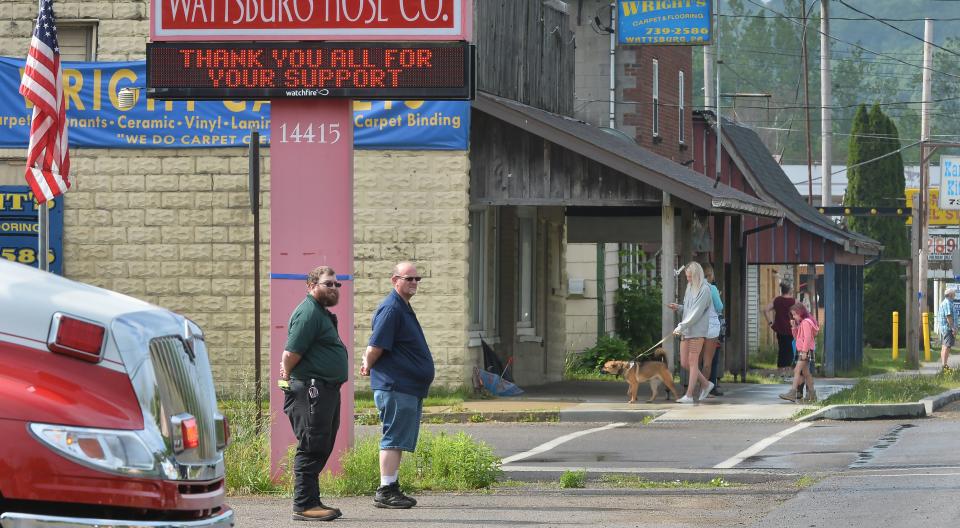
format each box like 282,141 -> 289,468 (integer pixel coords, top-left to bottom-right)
279,266 -> 348,522
779,303 -> 820,403
668,262 -> 714,404
763,282 -> 795,381
701,264 -> 724,397
938,288 -> 957,371
360,261 -> 435,509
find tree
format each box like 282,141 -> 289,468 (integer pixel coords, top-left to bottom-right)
844,104 -> 908,347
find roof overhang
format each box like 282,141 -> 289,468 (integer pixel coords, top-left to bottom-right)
473,92 -> 783,219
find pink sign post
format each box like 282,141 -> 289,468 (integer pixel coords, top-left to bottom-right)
269,99 -> 354,477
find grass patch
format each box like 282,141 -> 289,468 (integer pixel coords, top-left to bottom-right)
795,475 -> 819,488
835,347 -> 911,377
821,371 -> 960,405
559,470 -> 586,489
319,431 -> 502,496
354,386 -> 477,412
563,368 -> 617,381
599,474 -> 734,489
220,399 -> 288,496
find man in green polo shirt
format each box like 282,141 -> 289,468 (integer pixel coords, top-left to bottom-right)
279,266 -> 349,521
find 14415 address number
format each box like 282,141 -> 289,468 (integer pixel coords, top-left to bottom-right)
277,123 -> 342,144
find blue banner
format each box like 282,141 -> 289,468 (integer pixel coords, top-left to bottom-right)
617,1 -> 712,46
0,58 -> 468,150
0,186 -> 63,275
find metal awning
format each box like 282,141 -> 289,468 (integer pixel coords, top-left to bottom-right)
472,91 -> 783,218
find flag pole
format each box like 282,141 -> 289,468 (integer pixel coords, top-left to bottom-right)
38,202 -> 49,271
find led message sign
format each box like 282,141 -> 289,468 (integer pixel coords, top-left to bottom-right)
150,0 -> 470,41
146,41 -> 474,100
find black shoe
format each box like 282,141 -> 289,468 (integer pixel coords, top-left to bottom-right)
374,482 -> 416,509
710,387 -> 723,397
292,503 -> 342,521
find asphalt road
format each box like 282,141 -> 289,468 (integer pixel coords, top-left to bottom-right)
230,403 -> 960,527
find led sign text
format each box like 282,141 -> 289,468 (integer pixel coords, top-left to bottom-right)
147,41 -> 473,99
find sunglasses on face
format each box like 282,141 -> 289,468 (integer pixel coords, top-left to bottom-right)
317,281 -> 342,288
395,275 -> 423,282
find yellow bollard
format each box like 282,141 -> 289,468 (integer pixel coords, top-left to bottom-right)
892,311 -> 899,360
923,312 -> 932,362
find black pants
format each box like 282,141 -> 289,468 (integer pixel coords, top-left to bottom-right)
283,378 -> 341,512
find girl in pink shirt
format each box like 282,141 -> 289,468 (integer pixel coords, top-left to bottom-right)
779,303 -> 820,403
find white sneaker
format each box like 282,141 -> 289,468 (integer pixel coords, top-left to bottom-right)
699,382 -> 715,401
676,395 -> 694,404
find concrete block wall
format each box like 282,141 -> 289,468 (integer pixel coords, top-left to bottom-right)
353,151 -> 471,390
56,148 -> 269,395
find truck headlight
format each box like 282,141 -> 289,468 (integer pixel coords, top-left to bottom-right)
29,423 -> 158,477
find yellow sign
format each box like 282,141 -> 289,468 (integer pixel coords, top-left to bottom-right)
905,188 -> 960,225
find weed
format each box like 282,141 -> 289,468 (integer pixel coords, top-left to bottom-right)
559,470 -> 586,489
795,475 -> 819,488
220,399 -> 286,496
708,476 -> 730,488
355,411 -> 380,426
599,474 -> 737,489
469,413 -> 486,423
319,431 -> 502,496
641,415 -> 655,425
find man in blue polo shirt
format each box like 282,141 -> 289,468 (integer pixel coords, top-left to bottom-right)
360,261 -> 435,509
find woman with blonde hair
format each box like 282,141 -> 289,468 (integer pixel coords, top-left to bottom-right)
668,261 -> 715,403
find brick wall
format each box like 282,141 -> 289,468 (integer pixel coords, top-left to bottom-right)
621,46 -> 694,163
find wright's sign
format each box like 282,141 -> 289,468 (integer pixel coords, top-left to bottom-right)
150,0 -> 471,41
618,0 -> 712,45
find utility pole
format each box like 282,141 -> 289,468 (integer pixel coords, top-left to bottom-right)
800,0 -> 814,207
918,18 -> 933,353
820,0 -> 832,207
703,0 -> 716,110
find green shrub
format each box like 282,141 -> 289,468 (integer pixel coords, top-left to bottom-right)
565,335 -> 632,375
319,431 -> 502,496
616,248 -> 663,349
559,469 -> 586,489
221,399 -> 287,495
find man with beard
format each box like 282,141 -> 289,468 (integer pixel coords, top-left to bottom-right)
279,266 -> 348,521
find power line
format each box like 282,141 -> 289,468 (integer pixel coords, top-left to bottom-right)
835,0 -> 960,60
741,0 -> 960,80
719,14 -> 960,22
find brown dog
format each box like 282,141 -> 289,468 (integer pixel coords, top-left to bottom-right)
601,349 -> 679,403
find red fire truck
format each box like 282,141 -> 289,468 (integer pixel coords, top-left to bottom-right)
0,259 -> 234,527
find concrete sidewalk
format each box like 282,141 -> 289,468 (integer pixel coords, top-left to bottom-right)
418,378 -> 856,423
418,358 -> 960,423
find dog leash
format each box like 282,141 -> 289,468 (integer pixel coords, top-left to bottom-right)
631,334 -> 670,363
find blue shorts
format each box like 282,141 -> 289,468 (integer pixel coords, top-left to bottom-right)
374,390 -> 423,452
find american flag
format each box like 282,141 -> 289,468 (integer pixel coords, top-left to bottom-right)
19,0 -> 70,204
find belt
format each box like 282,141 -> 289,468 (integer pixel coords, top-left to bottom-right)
292,378 -> 344,390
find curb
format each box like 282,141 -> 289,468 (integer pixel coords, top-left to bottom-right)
559,409 -> 665,423
919,388 -> 960,414
798,388 -> 960,422
798,403 -> 926,421
357,410 -> 561,424
500,466 -> 802,485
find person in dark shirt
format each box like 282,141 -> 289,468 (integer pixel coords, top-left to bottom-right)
279,266 -> 349,522
360,261 -> 435,509
763,282 -> 796,382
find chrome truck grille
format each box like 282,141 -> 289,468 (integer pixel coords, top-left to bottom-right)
149,336 -> 217,461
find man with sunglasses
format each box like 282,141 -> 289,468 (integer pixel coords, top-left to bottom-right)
279,266 -> 348,521
360,261 -> 434,509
